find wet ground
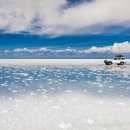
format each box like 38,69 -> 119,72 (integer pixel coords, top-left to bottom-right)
0,60 -> 130,130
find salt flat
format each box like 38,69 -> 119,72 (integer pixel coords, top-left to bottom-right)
0,59 -> 104,65
0,59 -> 130,130
0,59 -> 130,65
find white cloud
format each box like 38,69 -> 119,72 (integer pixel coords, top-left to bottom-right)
83,41 -> 130,53
3,41 -> 130,54
14,48 -> 34,52
0,0 -> 130,36
1,41 -> 130,59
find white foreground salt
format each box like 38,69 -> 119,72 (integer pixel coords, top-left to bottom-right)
0,93 -> 130,130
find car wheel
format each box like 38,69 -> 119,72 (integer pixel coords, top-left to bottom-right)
120,62 -> 124,65
105,62 -> 109,65
109,61 -> 112,65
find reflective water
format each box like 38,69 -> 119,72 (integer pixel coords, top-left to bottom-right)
0,62 -> 130,130
0,64 -> 130,98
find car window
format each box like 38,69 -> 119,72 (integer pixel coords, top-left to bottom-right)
114,57 -> 125,60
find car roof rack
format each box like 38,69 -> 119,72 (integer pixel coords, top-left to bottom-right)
115,54 -> 124,57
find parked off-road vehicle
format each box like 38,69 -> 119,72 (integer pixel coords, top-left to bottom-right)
104,55 -> 126,65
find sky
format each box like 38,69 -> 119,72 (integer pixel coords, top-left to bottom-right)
0,0 -> 130,58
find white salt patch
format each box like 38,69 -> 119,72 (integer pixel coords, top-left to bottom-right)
30,92 -> 37,96
98,90 -> 103,93
65,90 -> 72,93
87,118 -> 95,124
1,83 -> 8,87
84,90 -> 88,93
99,100 -> 103,104
117,102 -> 127,106
52,106 -> 61,110
12,90 -> 18,93
1,109 -> 12,114
59,122 -> 72,129
18,73 -> 29,77
25,77 -> 33,81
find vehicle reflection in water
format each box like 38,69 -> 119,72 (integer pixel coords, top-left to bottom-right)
104,65 -> 130,77
87,63 -> 130,77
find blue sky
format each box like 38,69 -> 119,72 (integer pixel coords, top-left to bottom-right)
0,34 -> 130,50
0,0 -> 130,58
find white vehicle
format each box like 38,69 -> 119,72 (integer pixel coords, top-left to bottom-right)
104,55 -> 126,65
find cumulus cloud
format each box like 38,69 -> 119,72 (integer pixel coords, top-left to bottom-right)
1,41 -> 130,58
3,41 -> 130,54
83,41 -> 130,53
0,0 -> 130,36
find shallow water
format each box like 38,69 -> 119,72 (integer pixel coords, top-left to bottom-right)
0,64 -> 130,98
0,61 -> 130,130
